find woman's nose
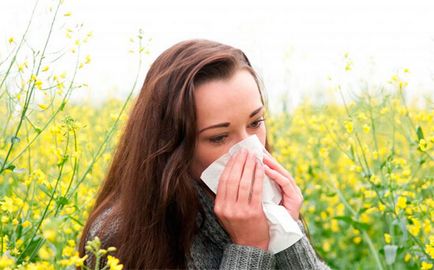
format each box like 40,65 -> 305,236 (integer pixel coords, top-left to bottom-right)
235,130 -> 251,144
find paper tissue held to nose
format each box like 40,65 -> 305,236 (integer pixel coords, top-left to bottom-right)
200,135 -> 303,254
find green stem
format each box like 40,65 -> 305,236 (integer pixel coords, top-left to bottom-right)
0,0 -> 62,174
16,128 -> 69,263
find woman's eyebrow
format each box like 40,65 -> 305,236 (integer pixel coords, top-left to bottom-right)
198,106 -> 264,134
249,106 -> 263,118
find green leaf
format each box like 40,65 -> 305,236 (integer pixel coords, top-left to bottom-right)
416,126 -> 424,140
56,196 -> 69,207
59,101 -> 66,111
20,236 -> 44,263
5,163 -> 16,171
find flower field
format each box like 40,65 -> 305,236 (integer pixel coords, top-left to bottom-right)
0,1 -> 433,269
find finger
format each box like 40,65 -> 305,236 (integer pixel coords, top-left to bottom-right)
263,155 -> 297,189
264,164 -> 297,197
250,158 -> 264,207
226,149 -> 248,202
263,154 -> 292,180
237,151 -> 256,204
216,149 -> 240,200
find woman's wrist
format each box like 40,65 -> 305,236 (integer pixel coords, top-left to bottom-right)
234,239 -> 269,251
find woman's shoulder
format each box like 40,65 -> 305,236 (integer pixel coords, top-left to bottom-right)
87,205 -> 119,240
84,204 -> 121,267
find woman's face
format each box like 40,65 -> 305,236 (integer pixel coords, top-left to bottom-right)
190,68 -> 267,180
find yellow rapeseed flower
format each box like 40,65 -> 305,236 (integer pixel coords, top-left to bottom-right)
0,254 -> 15,268
107,255 -> 123,270
62,245 -> 76,257
353,236 -> 362,244
22,220 -> 31,228
344,120 -> 353,133
396,196 -> 407,210
322,241 -> 331,252
370,174 -> 381,185
43,228 -> 57,242
362,124 -> 370,133
426,244 -> 434,259
84,55 -> 91,64
38,104 -> 48,110
423,219 -> 432,235
384,233 -> 391,244
38,245 -> 54,260
408,218 -> 421,236
421,262 -> 433,270
35,80 -> 43,90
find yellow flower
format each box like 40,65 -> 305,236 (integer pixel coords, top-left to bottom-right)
363,190 -> 376,199
384,233 -> 391,244
377,202 -> 386,212
42,66 -> 49,72
344,120 -> 353,133
370,175 -> 381,185
73,255 -> 88,267
404,253 -> 411,262
107,255 -> 123,270
43,228 -> 57,242
35,80 -> 43,90
64,12 -> 72,16
419,139 -> 432,151
422,262 -> 433,270
0,254 -> 15,268
353,236 -> 362,244
84,55 -> 91,64
419,139 -> 427,151
426,244 -> 434,259
1,216 -> 8,224
1,196 -> 23,213
408,218 -> 421,236
38,245 -> 54,260
362,124 -> 370,133
322,241 -> 331,252
331,219 -> 339,232
22,220 -> 31,228
396,196 -> 407,211
62,245 -> 76,257
8,37 -> 14,44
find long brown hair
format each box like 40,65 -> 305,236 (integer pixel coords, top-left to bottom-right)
78,39 -> 316,269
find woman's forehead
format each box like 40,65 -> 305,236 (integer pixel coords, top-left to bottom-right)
194,69 -> 262,127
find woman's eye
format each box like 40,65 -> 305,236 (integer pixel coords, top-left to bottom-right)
209,135 -> 227,144
249,118 -> 265,128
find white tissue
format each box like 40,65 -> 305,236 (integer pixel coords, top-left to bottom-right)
200,135 -> 303,254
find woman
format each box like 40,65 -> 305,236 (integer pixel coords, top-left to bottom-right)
78,39 -> 331,269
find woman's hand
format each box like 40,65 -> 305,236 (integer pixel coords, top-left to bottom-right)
263,152 -> 304,221
214,148 -> 270,251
